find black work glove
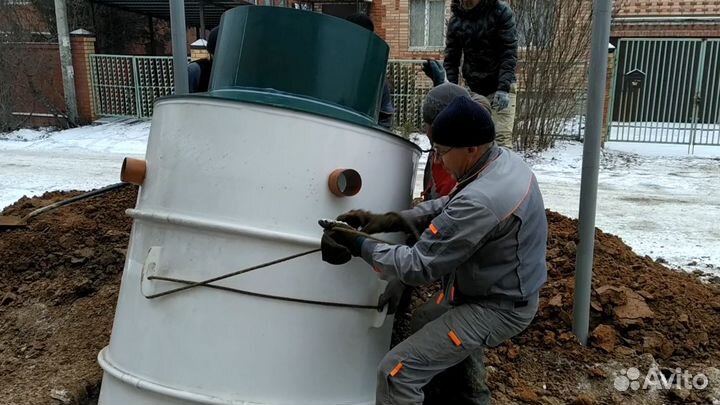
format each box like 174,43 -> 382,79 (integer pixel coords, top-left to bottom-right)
377,278 -> 406,315
320,228 -> 365,265
422,59 -> 446,87
336,210 -> 408,235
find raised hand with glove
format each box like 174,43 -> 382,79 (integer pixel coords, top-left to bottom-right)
422,59 -> 447,87
491,90 -> 510,112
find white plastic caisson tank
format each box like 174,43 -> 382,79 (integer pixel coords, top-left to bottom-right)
98,7 -> 421,405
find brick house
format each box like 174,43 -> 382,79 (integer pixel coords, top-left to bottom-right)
4,0 -> 719,134
351,0 -> 720,59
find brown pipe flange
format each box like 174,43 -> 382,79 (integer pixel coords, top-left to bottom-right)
328,169 -> 362,197
121,157 -> 147,186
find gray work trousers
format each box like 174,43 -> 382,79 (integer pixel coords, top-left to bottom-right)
376,293 -> 538,405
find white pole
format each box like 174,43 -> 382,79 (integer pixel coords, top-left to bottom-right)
572,0 -> 613,345
54,0 -> 79,123
170,0 -> 189,94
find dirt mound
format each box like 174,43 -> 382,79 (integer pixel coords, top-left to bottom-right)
396,211 -> 720,405
1,189 -> 719,405
0,186 -> 137,405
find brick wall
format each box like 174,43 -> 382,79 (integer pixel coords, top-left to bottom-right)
4,42 -> 65,127
612,23 -> 720,37
371,0 -> 720,59
370,0 -> 443,59
3,31 -> 96,127
612,0 -> 720,38
616,0 -> 720,16
70,32 -> 96,123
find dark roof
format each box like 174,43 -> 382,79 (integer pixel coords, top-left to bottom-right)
94,0 -> 252,27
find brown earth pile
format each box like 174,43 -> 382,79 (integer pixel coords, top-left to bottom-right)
396,212 -> 720,405
0,187 -> 137,405
1,190 -> 719,405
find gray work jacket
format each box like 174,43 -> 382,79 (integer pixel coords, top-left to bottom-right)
361,146 -> 547,302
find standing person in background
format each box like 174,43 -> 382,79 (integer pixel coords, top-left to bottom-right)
346,13 -> 396,130
188,26 -> 219,93
443,0 -> 518,149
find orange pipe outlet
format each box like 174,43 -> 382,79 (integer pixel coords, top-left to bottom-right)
121,157 -> 147,186
328,169 -> 362,197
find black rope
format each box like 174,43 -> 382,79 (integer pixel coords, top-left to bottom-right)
141,224 -> 407,310
143,248 -> 321,299
149,275 -> 380,310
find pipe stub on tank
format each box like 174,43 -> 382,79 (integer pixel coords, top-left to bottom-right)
328,169 -> 362,197
121,157 -> 147,186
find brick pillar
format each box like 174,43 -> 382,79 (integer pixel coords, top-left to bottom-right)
70,29 -> 96,123
602,52 -> 615,145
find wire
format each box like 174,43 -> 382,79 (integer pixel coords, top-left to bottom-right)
148,275 -> 380,310
143,248 -> 321,299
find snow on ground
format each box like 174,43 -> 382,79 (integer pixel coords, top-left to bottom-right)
528,141 -> 720,275
0,120 -> 148,209
1,122 -> 718,275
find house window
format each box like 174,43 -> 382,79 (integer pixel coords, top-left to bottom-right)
409,0 -> 445,49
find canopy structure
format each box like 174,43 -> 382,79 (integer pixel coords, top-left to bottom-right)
93,0 -> 252,28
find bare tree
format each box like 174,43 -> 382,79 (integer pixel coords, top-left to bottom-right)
0,3 -> 47,131
512,0 -> 625,152
29,0 -> 171,54
0,0 -> 172,131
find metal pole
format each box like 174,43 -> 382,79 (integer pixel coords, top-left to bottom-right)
54,0 -> 79,124
148,15 -> 156,54
170,0 -> 189,94
689,40 -> 707,154
199,0 -> 206,39
572,0 -> 613,345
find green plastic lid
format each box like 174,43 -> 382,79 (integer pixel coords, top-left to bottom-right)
209,6 -> 390,128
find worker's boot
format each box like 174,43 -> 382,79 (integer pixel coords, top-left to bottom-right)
457,351 -> 491,405
422,351 -> 490,405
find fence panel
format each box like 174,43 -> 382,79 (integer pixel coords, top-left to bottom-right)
135,56 -> 175,118
90,55 -> 137,117
89,56 -> 437,130
609,38 -> 720,148
694,40 -> 720,146
386,60 -> 433,132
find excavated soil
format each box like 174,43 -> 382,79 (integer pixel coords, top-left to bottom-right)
1,189 -> 719,405
0,187 -> 136,405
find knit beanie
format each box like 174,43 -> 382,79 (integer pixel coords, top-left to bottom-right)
431,95 -> 495,147
422,82 -> 470,124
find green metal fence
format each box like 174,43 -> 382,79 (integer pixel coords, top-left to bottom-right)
90,55 -> 175,118
609,38 -> 720,150
386,60 -> 434,132
90,54 -> 432,129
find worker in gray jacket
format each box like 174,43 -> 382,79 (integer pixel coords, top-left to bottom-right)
320,95 -> 547,405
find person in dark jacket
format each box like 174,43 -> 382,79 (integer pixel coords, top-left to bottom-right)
346,13 -> 396,130
443,0 -> 518,149
188,27 -> 219,93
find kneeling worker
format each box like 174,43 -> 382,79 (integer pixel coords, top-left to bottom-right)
321,95 -> 548,405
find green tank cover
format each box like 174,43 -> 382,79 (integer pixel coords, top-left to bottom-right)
209,7 -> 390,128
